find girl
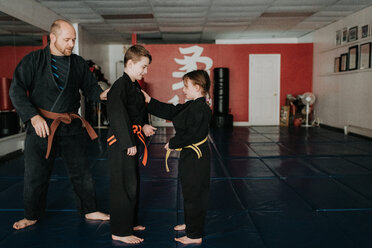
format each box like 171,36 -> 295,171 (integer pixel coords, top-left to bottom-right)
142,70 -> 212,244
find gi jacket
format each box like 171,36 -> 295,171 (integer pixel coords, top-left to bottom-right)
9,45 -> 102,135
107,72 -> 149,151
147,97 -> 212,149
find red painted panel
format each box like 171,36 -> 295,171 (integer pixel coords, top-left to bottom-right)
144,43 -> 313,122
0,45 -> 44,79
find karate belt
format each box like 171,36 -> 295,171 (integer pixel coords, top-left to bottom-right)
38,108 -> 98,159
165,137 -> 208,173
107,125 -> 148,166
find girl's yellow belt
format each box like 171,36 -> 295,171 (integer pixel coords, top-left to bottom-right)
165,137 -> 208,172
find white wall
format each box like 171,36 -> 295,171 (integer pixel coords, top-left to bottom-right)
312,5 -> 372,131
108,44 -> 126,84
78,26 -> 111,83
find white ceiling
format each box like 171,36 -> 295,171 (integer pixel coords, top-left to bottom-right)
1,0 -> 372,44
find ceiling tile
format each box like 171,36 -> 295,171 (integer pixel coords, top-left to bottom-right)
1,0 -> 370,44
159,26 -> 203,32
162,32 -> 201,40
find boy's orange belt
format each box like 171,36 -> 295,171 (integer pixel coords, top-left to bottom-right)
165,137 -> 208,172
38,108 -> 98,159
107,125 -> 148,166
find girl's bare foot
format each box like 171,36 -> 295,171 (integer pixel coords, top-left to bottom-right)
175,236 -> 202,244
112,234 -> 144,244
133,225 -> 146,231
13,218 -> 37,230
85,211 -> 110,221
174,224 -> 186,231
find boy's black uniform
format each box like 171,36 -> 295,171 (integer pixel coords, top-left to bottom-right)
147,97 -> 212,239
106,72 -> 148,236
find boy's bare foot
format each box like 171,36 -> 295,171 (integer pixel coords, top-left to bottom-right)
112,234 -> 144,244
85,211 -> 110,221
133,225 -> 146,231
174,224 -> 186,231
175,236 -> 202,244
13,218 -> 37,230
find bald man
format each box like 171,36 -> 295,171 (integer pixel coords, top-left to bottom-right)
9,20 -> 109,230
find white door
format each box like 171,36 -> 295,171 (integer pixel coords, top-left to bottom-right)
249,54 -> 281,125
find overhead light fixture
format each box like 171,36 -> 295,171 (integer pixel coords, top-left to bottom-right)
261,12 -> 314,18
102,14 -> 154,20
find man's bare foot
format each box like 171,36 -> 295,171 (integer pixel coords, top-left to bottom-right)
174,224 -> 186,231
112,234 -> 144,244
13,218 -> 37,230
85,211 -> 110,221
133,225 -> 146,231
175,236 -> 202,244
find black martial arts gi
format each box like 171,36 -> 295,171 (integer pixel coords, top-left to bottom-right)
106,72 -> 148,236
147,96 -> 212,239
9,45 -> 103,220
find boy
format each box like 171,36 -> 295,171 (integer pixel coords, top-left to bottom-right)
106,45 -> 156,244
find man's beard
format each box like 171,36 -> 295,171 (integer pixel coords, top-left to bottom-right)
54,41 -> 73,56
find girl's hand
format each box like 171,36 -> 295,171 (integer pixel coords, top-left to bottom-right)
143,124 -> 157,136
141,89 -> 151,103
127,146 -> 137,156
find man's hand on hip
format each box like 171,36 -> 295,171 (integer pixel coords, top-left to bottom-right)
31,115 -> 50,138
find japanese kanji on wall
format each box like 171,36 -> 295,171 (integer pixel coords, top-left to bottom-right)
144,43 -> 313,122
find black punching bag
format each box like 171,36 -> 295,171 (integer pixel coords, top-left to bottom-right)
212,68 -> 233,128
213,68 -> 229,115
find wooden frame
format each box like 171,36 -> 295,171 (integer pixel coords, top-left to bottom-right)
334,57 -> 340,72
342,27 -> 348,43
360,42 -> 371,69
348,45 -> 358,70
361,24 -> 370,39
348,26 -> 358,42
340,53 -> 348,71
336,30 -> 341,45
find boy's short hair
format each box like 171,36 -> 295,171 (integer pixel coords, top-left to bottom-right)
124,45 -> 152,66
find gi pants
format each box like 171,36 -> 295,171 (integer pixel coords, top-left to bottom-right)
23,133 -> 97,220
108,141 -> 140,236
179,142 -> 211,239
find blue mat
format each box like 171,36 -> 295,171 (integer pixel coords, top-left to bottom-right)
262,158 -> 325,178
307,157 -> 372,176
1,126 -> 372,247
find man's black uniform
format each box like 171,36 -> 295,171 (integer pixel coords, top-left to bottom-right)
9,45 -> 103,220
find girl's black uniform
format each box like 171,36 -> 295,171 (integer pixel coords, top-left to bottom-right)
147,97 -> 212,239
106,72 -> 148,236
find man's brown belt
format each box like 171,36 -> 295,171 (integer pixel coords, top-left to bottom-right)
38,108 -> 98,159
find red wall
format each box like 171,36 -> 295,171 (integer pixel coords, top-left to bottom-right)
0,46 -> 44,79
144,43 -> 313,122
0,36 -> 47,79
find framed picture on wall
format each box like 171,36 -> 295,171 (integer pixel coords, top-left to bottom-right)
348,45 -> 358,70
336,30 -> 341,45
361,24 -> 370,39
340,53 -> 348,71
360,42 -> 371,69
334,57 -> 340,72
348,26 -> 358,42
342,27 -> 348,43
